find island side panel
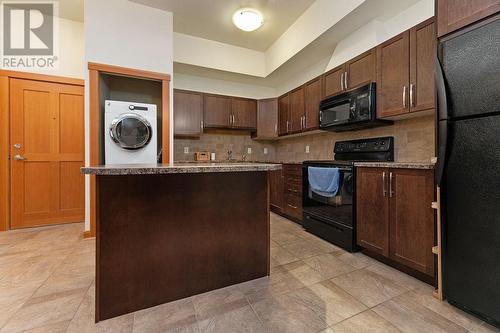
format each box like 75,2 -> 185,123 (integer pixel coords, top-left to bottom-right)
96,171 -> 270,321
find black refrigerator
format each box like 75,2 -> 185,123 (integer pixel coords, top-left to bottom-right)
436,15 -> 500,327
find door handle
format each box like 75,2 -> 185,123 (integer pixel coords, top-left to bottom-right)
344,71 -> 348,90
402,86 -> 407,108
14,154 -> 26,161
382,172 -> 387,197
275,123 -> 278,135
389,172 -> 394,197
410,83 -> 415,107
287,203 -> 298,209
435,57 -> 449,186
340,72 -> 344,91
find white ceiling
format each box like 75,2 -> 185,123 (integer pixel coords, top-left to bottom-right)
129,0 -> 316,51
58,0 -> 84,22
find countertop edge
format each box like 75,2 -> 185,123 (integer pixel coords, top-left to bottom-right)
81,164 -> 282,175
354,162 -> 435,170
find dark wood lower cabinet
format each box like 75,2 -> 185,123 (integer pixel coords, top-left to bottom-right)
270,164 -> 303,222
269,168 -> 284,212
357,168 -> 390,256
357,167 -> 435,282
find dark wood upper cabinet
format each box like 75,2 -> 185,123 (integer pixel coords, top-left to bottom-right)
232,97 -> 257,130
378,18 -> 436,118
345,49 -> 376,90
289,87 -> 305,133
357,167 -> 435,279
257,98 -> 278,138
410,19 -> 436,113
377,31 -> 411,118
437,0 -> 500,37
278,94 -> 290,135
174,89 -> 203,137
323,65 -> 345,98
389,169 -> 435,277
304,77 -> 322,130
204,94 -> 231,128
357,167 -> 390,256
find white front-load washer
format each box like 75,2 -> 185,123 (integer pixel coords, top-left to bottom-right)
104,100 -> 157,165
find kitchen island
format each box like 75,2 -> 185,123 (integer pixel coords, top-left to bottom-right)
81,163 -> 281,321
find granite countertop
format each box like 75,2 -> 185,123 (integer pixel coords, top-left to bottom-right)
354,162 -> 435,169
81,162 -> 282,175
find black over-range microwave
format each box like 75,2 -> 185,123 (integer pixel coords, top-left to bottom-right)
319,83 -> 393,132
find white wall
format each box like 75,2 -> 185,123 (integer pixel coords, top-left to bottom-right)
174,73 -> 276,99
84,0 -> 174,231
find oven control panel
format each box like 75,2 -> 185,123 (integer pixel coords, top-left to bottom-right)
334,137 -> 394,154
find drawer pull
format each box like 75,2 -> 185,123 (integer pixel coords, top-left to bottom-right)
287,203 -> 298,209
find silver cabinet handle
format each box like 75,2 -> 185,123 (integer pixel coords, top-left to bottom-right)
275,123 -> 278,135
14,154 -> 26,161
340,72 -> 344,91
382,171 -> 387,197
287,203 -> 298,209
402,86 -> 407,108
344,71 -> 348,90
389,172 -> 393,197
410,83 -> 415,107
286,120 -> 290,132
201,121 -> 204,130
229,114 -> 232,126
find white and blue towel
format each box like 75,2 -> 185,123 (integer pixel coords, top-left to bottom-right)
308,167 -> 340,198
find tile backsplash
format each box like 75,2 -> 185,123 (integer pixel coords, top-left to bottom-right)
174,115 -> 435,163
174,130 -> 276,162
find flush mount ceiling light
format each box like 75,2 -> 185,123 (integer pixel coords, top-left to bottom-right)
232,8 -> 263,32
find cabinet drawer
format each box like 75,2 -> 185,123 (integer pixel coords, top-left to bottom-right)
284,182 -> 302,195
283,164 -> 302,175
284,194 -> 302,220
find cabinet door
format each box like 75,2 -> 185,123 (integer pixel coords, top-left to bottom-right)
377,32 -> 410,118
289,87 -> 305,133
174,90 -> 203,137
437,0 -> 500,37
278,94 -> 290,135
323,65 -> 345,98
204,94 -> 231,128
389,169 -> 435,276
410,19 -> 436,113
257,98 -> 278,138
269,168 -> 283,211
232,97 -> 257,130
304,77 -> 322,130
357,167 -> 390,256
345,49 -> 376,90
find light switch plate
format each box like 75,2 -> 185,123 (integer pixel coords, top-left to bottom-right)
247,147 -> 252,154
263,147 -> 268,155
184,147 -> 189,154
305,145 -> 310,154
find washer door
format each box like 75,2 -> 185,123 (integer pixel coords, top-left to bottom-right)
109,113 -> 152,150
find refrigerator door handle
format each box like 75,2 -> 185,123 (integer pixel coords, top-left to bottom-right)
435,57 -> 448,186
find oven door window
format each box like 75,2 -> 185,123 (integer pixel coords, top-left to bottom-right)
109,114 -> 152,150
303,168 -> 354,227
321,100 -> 352,126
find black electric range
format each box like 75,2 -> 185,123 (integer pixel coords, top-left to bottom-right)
302,136 -> 394,252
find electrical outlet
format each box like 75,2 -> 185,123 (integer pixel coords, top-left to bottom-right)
247,147 -> 252,154
184,147 -> 189,154
263,147 -> 268,155
305,145 -> 310,154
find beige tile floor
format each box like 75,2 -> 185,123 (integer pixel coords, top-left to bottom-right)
1,213 -> 499,333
